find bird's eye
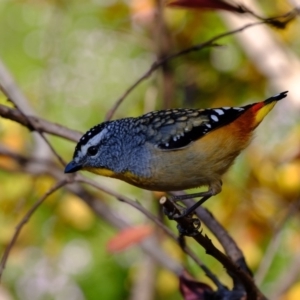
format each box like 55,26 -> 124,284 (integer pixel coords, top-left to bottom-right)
87,146 -> 98,156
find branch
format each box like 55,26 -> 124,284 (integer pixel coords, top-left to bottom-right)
0,104 -> 81,142
255,199 -> 300,285
171,193 -> 251,275
0,179 -> 68,281
76,175 -> 223,286
0,109 -> 219,282
0,59 -> 52,160
160,196 -> 267,300
0,100 -> 256,292
105,16 -> 292,120
0,147 -> 184,277
270,250 -> 300,299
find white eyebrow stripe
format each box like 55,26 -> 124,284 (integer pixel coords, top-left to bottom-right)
214,109 -> 224,115
80,128 -> 108,156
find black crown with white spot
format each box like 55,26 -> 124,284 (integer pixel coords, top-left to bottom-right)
74,121 -> 110,157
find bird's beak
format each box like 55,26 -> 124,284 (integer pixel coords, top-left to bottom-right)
64,160 -> 82,173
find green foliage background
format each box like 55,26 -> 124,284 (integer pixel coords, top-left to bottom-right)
0,0 -> 299,299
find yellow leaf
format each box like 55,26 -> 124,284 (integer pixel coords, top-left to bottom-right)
57,195 -> 95,230
157,269 -> 178,296
285,282 -> 300,300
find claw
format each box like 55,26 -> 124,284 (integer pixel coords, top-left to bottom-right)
177,219 -> 201,237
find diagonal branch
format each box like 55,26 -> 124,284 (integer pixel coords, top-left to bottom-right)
160,196 -> 267,300
0,179 -> 68,282
0,105 -> 248,286
0,146 -> 221,286
0,104 -> 81,142
105,10 -> 297,120
0,148 -> 184,278
0,60 -> 52,160
76,175 -> 223,286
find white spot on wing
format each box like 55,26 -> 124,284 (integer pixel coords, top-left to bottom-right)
214,109 -> 224,115
205,123 -> 211,128
210,115 -> 219,122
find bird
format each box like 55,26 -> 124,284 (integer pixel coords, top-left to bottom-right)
65,91 -> 288,216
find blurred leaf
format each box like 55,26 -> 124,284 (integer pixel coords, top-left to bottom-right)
285,282 -> 300,300
107,225 -> 153,253
179,270 -> 213,300
57,195 -> 95,230
0,0 -> 300,299
157,269 -> 179,296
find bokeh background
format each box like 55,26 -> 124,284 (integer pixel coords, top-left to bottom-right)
0,0 -> 300,299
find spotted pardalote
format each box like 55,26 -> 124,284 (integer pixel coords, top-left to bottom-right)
65,91 -> 288,215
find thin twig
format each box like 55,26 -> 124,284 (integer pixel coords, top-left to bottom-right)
255,198 -> 300,285
0,106 -> 255,289
171,192 -> 251,276
0,104 -> 81,142
105,18 -> 285,120
75,175 -> 222,286
5,96 -> 66,167
1,148 -> 184,274
0,56 -> 65,166
0,60 -> 52,161
270,248 -> 300,299
0,179 -> 68,281
160,196 -> 267,300
154,0 -> 175,109
243,6 -> 299,29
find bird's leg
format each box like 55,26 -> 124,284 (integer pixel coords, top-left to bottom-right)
173,180 -> 222,219
177,195 -> 211,219
172,180 -> 222,202
172,190 -> 210,201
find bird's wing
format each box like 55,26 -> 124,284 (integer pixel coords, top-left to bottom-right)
137,107 -> 248,150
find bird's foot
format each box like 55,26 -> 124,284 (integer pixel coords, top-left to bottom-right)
176,215 -> 201,237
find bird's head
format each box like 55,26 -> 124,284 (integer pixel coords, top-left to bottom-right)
65,121 -> 123,177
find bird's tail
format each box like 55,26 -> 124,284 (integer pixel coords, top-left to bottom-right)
251,91 -> 288,127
